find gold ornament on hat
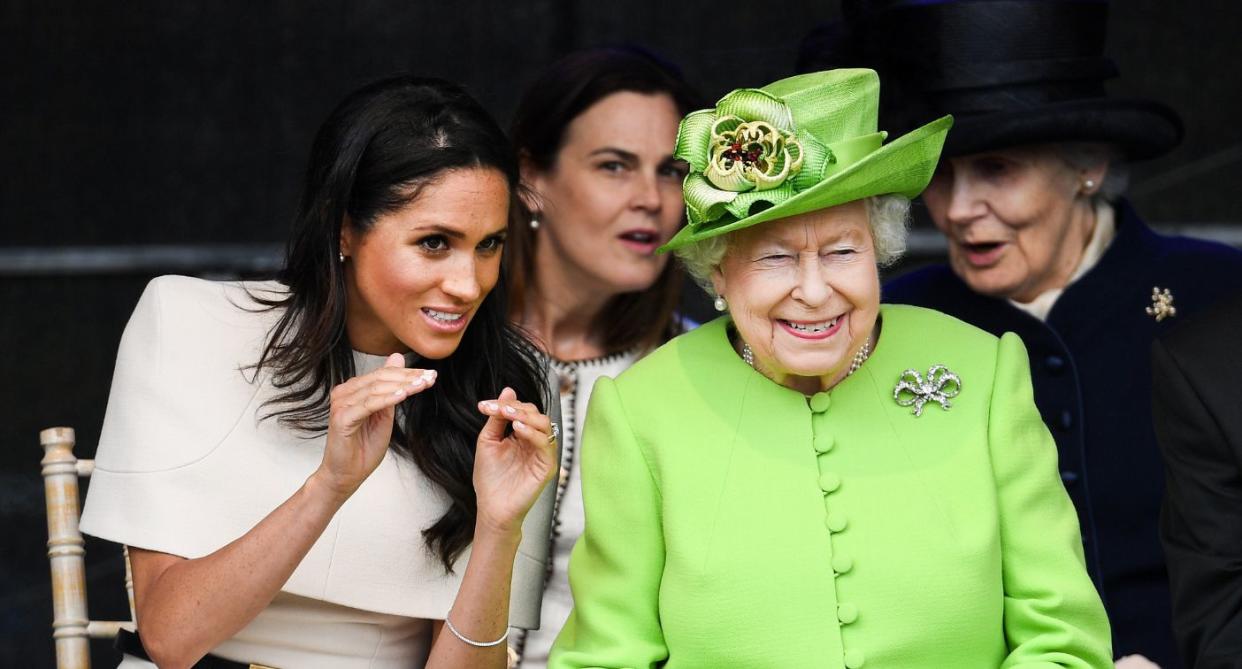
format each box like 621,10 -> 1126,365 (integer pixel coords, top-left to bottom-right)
704,117 -> 805,192
1145,286 -> 1177,322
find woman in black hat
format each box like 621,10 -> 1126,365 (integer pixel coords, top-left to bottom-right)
847,1 -> 1242,667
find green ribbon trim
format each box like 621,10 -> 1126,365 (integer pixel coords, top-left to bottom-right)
674,109 -> 716,173
715,88 -> 794,131
825,132 -> 885,175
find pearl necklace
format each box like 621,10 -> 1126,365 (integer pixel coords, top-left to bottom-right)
742,336 -> 873,377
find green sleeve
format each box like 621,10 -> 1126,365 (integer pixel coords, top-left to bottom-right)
549,377 -> 669,669
990,333 -> 1114,668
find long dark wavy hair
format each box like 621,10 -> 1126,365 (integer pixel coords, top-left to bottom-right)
508,46 -> 702,354
251,76 -> 547,571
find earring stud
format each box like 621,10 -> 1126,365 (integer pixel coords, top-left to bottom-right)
713,296 -> 728,312
1083,179 -> 1096,190
530,217 -> 540,230
338,251 -> 345,263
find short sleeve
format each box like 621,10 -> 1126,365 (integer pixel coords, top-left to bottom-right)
989,333 -> 1113,668
80,276 -> 272,555
549,377 -> 669,668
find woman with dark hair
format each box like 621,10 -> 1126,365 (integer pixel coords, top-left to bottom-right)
504,47 -> 699,667
79,76 -> 559,668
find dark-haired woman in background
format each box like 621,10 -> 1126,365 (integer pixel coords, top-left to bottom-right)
504,47 -> 699,667
80,77 -> 558,668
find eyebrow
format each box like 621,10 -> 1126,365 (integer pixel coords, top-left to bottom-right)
409,224 -> 507,238
587,147 -> 639,162
761,228 -> 865,248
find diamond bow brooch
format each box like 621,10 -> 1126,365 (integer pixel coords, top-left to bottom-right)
893,365 -> 962,417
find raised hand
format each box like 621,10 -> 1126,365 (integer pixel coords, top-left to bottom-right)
315,353 -> 437,500
474,387 -> 558,537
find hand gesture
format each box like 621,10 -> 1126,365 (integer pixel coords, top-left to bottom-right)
474,388 -> 558,537
316,353 -> 436,500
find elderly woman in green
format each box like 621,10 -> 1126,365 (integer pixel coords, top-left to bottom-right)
548,69 -> 1112,668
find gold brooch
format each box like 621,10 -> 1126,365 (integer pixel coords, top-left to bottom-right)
1145,287 -> 1177,322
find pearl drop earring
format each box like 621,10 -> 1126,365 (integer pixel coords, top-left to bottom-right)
338,251 -> 345,263
713,296 -> 728,312
530,216 -> 540,230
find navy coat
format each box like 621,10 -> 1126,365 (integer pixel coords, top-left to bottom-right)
883,201 -> 1242,668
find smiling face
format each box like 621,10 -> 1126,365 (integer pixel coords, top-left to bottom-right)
712,200 -> 881,393
525,91 -> 687,296
921,144 -> 1103,302
341,167 -> 510,358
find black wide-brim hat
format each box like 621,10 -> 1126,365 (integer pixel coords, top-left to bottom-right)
859,0 -> 1183,160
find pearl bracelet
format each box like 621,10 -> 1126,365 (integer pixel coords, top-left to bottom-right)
444,613 -> 510,648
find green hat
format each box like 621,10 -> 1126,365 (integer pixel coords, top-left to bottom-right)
659,68 -> 952,253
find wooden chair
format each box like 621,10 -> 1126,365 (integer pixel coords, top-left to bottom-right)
41,426 -> 136,669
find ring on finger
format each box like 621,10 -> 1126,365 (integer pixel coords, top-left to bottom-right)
547,421 -> 560,445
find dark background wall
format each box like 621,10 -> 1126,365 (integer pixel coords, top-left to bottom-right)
3,2 -> 1240,664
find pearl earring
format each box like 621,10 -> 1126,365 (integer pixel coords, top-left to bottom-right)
530,216 -> 540,230
1083,179 -> 1096,191
338,251 -> 345,263
713,296 -> 728,312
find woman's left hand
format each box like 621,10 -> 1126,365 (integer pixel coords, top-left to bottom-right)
474,387 -> 557,538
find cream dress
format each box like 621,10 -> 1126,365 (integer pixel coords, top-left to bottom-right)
80,275 -> 555,668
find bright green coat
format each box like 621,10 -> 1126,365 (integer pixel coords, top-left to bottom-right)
550,305 -> 1111,668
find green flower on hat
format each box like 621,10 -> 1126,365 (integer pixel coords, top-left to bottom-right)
675,88 -> 835,230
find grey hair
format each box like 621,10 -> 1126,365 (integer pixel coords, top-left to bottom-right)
674,194 -> 911,296
1053,142 -> 1129,203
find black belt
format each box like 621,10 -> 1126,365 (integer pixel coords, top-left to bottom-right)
116,629 -> 280,669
